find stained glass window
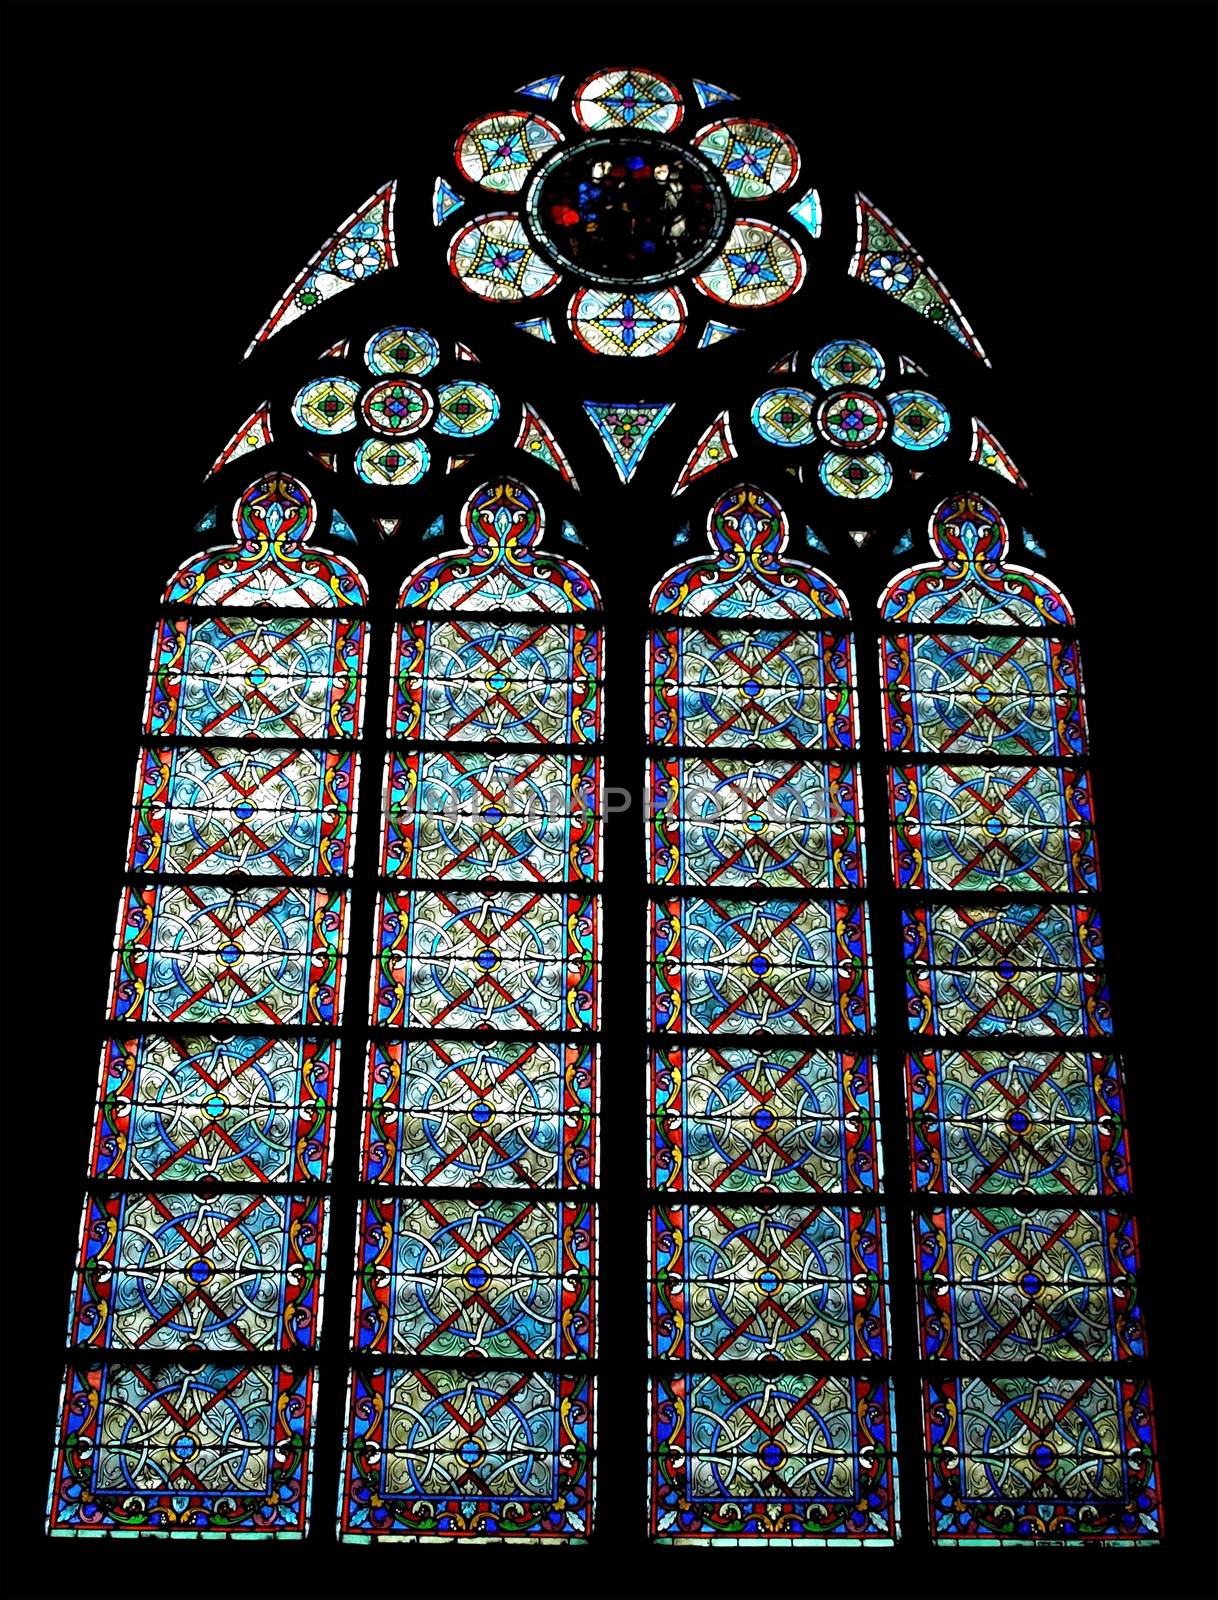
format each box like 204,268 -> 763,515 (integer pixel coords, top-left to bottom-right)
881,494 -> 1160,1541
34,50 -> 1178,1571
645,485 -> 898,1543
48,475 -> 368,1536
340,478 -> 600,1540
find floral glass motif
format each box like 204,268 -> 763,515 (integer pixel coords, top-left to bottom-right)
443,69 -> 806,355
50,474 -> 366,1537
285,326 -> 502,488
882,492 -> 1158,1542
750,342 -> 953,499
345,478 -> 601,1542
646,484 -> 891,1541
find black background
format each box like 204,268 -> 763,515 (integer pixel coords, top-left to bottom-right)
2,3 -> 1213,1597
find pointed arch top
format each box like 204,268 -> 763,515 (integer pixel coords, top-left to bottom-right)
166,474 -> 368,607
651,485 -> 849,621
400,478 -> 600,611
879,492 -> 1072,627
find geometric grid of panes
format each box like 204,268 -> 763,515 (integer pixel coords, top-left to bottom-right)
881,492 -> 1160,1542
646,485 -> 897,1543
341,479 -> 599,1540
47,474 -> 368,1536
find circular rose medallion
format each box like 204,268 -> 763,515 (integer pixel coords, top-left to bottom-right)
752,387 -> 818,447
364,325 -> 440,377
449,213 -> 562,302
455,110 -> 563,194
361,379 -> 434,436
434,380 -> 501,437
887,389 -> 951,450
568,285 -> 687,357
572,66 -> 683,133
355,437 -> 429,487
819,450 -> 892,499
692,118 -> 801,201
291,378 -> 360,435
693,219 -> 806,308
816,389 -> 888,449
526,135 -> 729,288
810,339 -> 885,389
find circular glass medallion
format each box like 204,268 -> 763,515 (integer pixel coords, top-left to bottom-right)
817,389 -> 888,449
818,450 -> 892,499
810,339 -> 885,389
365,325 -> 439,377
361,379 -> 433,436
355,437 -> 429,487
455,110 -> 563,194
291,377 -> 360,434
887,388 -> 951,450
692,118 -> 801,200
568,285 -> 687,357
751,387 -> 818,447
572,66 -> 683,133
526,136 -> 729,288
434,380 -> 500,437
449,213 -> 562,302
692,219 -> 806,308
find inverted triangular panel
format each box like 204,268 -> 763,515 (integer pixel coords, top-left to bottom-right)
672,410 -> 736,496
848,529 -> 871,548
583,400 -> 673,483
515,317 -> 555,344
374,517 -> 401,540
971,417 -> 1029,489
698,321 -> 741,348
851,193 -> 987,362
517,73 -> 563,102
206,403 -> 272,479
514,404 -> 580,488
245,180 -> 397,357
432,177 -> 464,227
787,188 -> 822,239
692,78 -> 737,109
328,510 -> 357,544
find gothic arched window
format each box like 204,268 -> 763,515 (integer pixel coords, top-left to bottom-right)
29,50 -> 1180,1581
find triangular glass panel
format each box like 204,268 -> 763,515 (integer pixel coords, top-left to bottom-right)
560,520 -> 584,546
423,514 -> 446,541
515,317 -> 555,344
310,451 -> 336,472
194,508 -> 217,534
446,455 -> 474,473
206,403 -> 272,479
432,176 -> 464,227
692,78 -> 737,109
583,400 -> 673,483
1022,527 -> 1047,557
787,188 -> 822,239
848,529 -> 871,548
804,527 -> 829,554
245,180 -> 397,356
672,410 -> 736,496
318,339 -> 350,360
514,403 -> 579,487
893,529 -> 914,555
517,73 -> 563,101
374,518 -> 401,540
672,521 -> 690,547
328,510 -> 357,544
970,417 -> 1029,489
698,321 -> 741,348
454,342 -> 480,363
770,351 -> 798,374
851,192 -> 987,362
